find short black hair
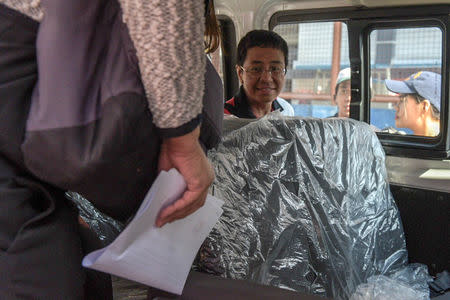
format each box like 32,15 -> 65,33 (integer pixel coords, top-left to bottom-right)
204,0 -> 210,17
237,30 -> 288,67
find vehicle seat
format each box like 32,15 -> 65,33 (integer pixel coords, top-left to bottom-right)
195,114 -> 408,299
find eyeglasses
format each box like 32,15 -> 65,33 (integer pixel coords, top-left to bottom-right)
240,65 -> 286,78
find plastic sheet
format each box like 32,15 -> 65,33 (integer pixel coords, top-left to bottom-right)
350,264 -> 432,300
195,114 -> 408,299
66,191 -> 124,246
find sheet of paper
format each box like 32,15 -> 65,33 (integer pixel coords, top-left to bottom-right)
82,169 -> 224,295
419,168 -> 450,180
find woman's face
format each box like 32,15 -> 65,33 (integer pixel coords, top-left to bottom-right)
237,47 -> 285,107
395,94 -> 422,130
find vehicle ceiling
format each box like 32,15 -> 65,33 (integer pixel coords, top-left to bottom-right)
216,0 -> 450,39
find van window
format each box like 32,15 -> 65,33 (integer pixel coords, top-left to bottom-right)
274,22 -> 349,118
369,27 -> 442,137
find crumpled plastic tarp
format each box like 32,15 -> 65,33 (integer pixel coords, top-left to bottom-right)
195,114 -> 409,299
66,191 -> 124,246
350,263 -> 433,300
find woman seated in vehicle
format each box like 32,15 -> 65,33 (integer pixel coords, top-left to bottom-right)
385,71 -> 441,137
224,30 -> 294,118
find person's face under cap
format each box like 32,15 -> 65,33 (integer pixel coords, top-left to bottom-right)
334,80 -> 351,118
387,71 -> 441,135
385,71 -> 441,112
334,68 -> 351,117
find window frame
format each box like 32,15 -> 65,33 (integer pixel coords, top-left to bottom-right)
364,20 -> 447,155
216,15 -> 238,100
269,5 -> 450,159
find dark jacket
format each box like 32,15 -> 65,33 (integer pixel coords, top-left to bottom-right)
224,86 -> 285,119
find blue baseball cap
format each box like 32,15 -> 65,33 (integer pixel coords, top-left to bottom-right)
385,71 -> 441,112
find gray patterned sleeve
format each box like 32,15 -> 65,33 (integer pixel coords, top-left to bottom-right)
0,0 -> 43,20
119,0 -> 206,130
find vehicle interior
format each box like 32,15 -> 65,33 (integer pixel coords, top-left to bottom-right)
103,0 -> 450,299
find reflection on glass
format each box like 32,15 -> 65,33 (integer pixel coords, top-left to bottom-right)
369,27 -> 442,137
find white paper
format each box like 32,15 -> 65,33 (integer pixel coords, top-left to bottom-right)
419,168 -> 450,180
82,169 -> 224,295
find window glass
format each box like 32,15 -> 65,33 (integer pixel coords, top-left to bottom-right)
369,27 -> 442,137
274,22 -> 349,118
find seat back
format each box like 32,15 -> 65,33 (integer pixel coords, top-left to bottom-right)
196,115 -> 408,299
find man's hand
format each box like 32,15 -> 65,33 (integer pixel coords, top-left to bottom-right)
156,126 -> 215,227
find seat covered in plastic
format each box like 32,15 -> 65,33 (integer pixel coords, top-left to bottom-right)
195,115 -> 408,299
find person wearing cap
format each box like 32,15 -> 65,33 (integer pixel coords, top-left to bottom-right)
331,67 -> 351,118
385,71 -> 441,137
224,30 -> 295,118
